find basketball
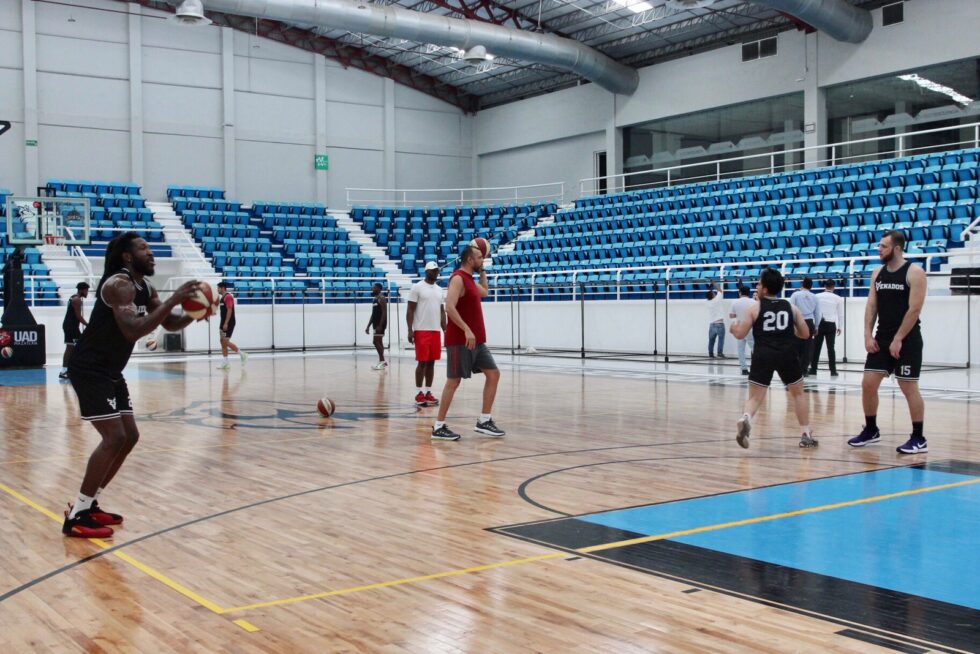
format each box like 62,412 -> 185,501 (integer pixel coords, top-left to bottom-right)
1,346 -> 11,359
470,237 -> 490,257
145,337 -> 157,351
316,397 -> 336,417
182,282 -> 218,321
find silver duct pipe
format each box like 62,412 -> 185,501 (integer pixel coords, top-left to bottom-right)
752,0 -> 873,43
197,0 -> 639,95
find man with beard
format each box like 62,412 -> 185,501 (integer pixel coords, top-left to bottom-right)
365,282 -> 388,369
59,281 -> 90,379
848,230 -> 928,454
62,232 -> 201,537
406,262 -> 446,407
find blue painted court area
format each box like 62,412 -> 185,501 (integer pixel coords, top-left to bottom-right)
0,366 -> 188,386
580,466 -> 980,610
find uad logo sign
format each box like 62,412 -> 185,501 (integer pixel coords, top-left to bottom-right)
0,329 -> 38,346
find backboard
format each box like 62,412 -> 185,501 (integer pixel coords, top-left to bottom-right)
5,196 -> 90,246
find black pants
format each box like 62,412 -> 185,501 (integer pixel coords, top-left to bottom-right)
798,319 -> 815,376
811,321 -> 838,374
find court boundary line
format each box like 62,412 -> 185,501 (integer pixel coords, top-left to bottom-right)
219,476 -> 980,614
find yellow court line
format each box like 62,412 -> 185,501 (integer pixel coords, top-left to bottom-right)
0,481 -> 229,618
223,476 -> 980,613
233,619 -> 261,632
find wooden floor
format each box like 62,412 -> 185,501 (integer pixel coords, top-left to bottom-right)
1,352 -> 977,653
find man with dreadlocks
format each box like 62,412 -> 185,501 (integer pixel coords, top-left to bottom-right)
62,232 -> 202,538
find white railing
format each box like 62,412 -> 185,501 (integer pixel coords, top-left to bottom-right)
345,181 -> 564,209
580,121 -> 980,198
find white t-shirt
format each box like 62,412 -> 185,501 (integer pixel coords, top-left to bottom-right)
408,280 -> 444,331
708,292 -> 727,323
730,296 -> 756,324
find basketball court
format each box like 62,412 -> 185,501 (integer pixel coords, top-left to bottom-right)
1,351 -> 977,652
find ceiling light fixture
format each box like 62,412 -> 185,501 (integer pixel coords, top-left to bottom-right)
898,73 -> 974,106
169,0 -> 212,27
611,0 -> 654,14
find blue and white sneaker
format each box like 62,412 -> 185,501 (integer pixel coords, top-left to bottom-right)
896,436 -> 928,454
847,427 -> 880,447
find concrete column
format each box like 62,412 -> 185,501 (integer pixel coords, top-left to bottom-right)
784,119 -> 798,170
605,93 -> 623,194
314,55 -> 327,206
221,28 -> 236,199
383,78 -> 396,203
21,0 -> 39,194
128,3 -> 144,187
803,32 -> 826,169
895,101 -> 907,157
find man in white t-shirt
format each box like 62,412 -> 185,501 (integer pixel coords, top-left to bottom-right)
729,285 -> 756,375
407,262 -> 447,407
707,283 -> 728,358
810,279 -> 845,377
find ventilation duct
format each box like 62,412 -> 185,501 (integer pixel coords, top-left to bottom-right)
751,0 -> 872,43
192,0 -> 639,95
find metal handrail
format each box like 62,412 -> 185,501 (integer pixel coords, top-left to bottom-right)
580,121 -> 980,197
346,181 -> 565,209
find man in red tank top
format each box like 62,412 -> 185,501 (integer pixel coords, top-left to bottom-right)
431,245 -> 504,441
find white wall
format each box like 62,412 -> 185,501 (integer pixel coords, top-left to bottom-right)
0,0 -> 470,208
476,0 -> 980,191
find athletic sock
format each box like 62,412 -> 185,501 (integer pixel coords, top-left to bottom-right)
801,425 -> 812,436
741,412 -> 751,423
434,421 -> 446,430
866,415 -> 877,431
416,387 -> 423,395
912,421 -> 924,439
423,387 -> 430,394
68,493 -> 95,519
480,413 -> 492,423
94,487 -> 104,500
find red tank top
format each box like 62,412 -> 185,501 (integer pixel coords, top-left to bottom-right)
446,270 -> 486,346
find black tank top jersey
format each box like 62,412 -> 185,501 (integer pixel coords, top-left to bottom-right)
874,261 -> 920,339
219,292 -> 235,325
752,297 -> 797,348
63,294 -> 81,332
370,294 -> 384,325
69,270 -> 152,377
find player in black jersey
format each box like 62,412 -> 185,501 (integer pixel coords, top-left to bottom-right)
59,281 -> 90,379
365,282 -> 388,369
62,232 -> 201,538
730,268 -> 816,449
848,230 -> 927,454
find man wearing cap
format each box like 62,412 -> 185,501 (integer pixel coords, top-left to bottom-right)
59,281 -> 90,379
407,262 -> 447,407
217,281 -> 247,370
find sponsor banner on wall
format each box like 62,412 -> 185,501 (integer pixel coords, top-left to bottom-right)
0,325 -> 46,368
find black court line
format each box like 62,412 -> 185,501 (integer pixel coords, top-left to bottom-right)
836,629 -> 929,654
493,460 -> 980,654
0,434 -> 777,605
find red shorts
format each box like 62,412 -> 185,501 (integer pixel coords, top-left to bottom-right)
414,330 -> 442,362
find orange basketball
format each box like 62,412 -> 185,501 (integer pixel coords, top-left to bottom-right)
182,282 -> 217,321
316,397 -> 336,417
469,237 -> 490,257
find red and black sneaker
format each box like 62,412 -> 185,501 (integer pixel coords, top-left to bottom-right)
424,392 -> 439,406
415,391 -> 428,407
89,501 -> 123,526
62,507 -> 114,538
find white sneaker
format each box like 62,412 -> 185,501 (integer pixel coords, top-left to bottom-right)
217,362 -> 231,370
372,361 -> 388,370
239,351 -> 248,365
736,416 -> 751,449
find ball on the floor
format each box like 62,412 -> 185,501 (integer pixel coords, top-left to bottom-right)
1,346 -> 12,359
469,237 -> 490,257
316,397 -> 336,417
182,282 -> 218,321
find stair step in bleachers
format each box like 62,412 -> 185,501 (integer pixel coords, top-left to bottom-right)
490,148 -> 980,300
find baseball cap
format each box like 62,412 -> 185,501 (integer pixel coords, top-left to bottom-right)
424,262 -> 439,271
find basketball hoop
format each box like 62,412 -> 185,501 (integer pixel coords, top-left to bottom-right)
44,234 -> 56,245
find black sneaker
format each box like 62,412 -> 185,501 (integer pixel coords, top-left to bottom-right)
431,425 -> 460,441
62,508 -> 114,538
736,416 -> 751,449
896,435 -> 928,454
847,426 -> 881,447
830,371 -> 839,377
799,433 -> 819,449
475,418 -> 505,437
58,370 -> 69,380
740,369 -> 749,376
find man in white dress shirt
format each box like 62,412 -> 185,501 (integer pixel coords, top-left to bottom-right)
729,285 -> 757,375
707,284 -> 727,358
810,279 -> 845,377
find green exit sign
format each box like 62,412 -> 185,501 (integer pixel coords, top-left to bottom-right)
314,154 -> 329,171
25,139 -> 37,147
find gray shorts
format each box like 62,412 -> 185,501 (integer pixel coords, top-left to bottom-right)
446,344 -> 497,380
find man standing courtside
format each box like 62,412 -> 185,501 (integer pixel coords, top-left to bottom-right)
63,232 -> 200,537
366,282 -> 388,370
59,281 -> 89,379
432,245 -> 504,441
407,262 -> 447,407
789,278 -> 820,377
216,281 -> 247,370
810,279 -> 844,377
848,231 -> 928,454
729,285 -> 755,375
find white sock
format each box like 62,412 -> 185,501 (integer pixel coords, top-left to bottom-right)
69,493 -> 95,519
802,425 -> 812,436
434,421 -> 446,430
480,413 -> 491,423
223,355 -> 229,362
742,413 -> 751,423
94,487 -> 104,500
417,387 -> 423,395
423,387 -> 430,394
